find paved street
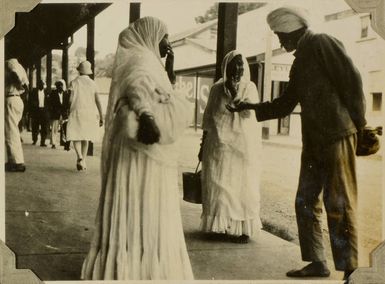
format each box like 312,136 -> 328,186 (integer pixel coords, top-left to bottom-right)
4,128 -> 381,281
259,139 -> 383,268
179,129 -> 383,268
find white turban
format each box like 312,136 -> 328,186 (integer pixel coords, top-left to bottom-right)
267,6 -> 310,33
6,58 -> 29,86
55,79 -> 67,90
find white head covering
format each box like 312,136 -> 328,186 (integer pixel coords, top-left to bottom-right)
55,79 -> 67,90
267,6 -> 310,33
104,17 -> 169,133
77,60 -> 93,75
101,16 -> 174,179
5,58 -> 29,90
217,50 -> 251,102
203,50 -> 260,156
119,16 -> 167,60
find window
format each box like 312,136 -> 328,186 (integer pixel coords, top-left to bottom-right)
360,15 -> 370,38
372,92 -> 382,111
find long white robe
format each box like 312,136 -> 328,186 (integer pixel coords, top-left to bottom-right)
81,17 -> 193,280
200,51 -> 262,237
5,59 -> 28,164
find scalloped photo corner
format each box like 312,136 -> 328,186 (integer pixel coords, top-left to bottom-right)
0,0 -> 41,39
1,1 -> 43,284
1,1 -> 385,284
0,240 -> 43,284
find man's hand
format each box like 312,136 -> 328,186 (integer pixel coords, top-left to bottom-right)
137,113 -> 160,145
226,101 -> 255,113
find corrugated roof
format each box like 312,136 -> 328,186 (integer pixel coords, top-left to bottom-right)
171,0 -> 357,72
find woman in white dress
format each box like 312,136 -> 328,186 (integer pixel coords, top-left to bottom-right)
199,50 -> 262,243
67,60 -> 103,171
81,17 -> 193,280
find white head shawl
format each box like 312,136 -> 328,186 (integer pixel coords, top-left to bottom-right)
267,6 -> 310,33
118,16 -> 167,60
55,79 -> 67,91
219,50 -> 251,101
5,58 -> 29,91
104,17 -> 168,132
203,50 -> 260,157
101,16 -> 171,178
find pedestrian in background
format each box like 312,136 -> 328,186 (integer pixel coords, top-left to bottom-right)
227,6 -> 366,281
49,79 -> 70,149
5,58 -> 29,172
29,79 -> 50,147
66,61 -> 103,171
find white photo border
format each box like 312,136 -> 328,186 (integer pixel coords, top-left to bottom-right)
1,0 -> 385,283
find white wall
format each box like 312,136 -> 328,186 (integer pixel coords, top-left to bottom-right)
173,43 -> 216,70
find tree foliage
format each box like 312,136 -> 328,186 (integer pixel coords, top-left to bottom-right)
95,53 -> 115,78
74,47 -> 87,59
195,2 -> 266,24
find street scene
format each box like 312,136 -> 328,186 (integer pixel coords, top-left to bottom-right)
5,128 -> 381,280
3,0 -> 385,282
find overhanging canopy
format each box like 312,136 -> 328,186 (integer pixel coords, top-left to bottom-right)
5,3 -> 111,67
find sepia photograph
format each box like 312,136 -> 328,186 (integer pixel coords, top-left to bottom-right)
1,0 -> 385,283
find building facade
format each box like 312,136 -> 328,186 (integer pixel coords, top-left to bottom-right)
172,1 -> 385,140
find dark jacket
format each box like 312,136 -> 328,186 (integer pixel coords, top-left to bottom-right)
255,30 -> 366,148
28,88 -> 50,116
49,89 -> 70,120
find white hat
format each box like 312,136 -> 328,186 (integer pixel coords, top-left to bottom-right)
77,60 -> 93,75
6,58 -> 29,86
55,79 -> 67,90
267,6 -> 310,33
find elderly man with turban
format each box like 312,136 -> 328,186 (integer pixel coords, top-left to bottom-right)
227,5 -> 366,281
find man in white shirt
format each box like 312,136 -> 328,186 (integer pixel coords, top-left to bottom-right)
5,58 -> 29,172
48,80 -> 70,149
28,79 -> 50,146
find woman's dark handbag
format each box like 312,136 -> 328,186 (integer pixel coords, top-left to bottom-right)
356,126 -> 382,156
182,162 -> 202,204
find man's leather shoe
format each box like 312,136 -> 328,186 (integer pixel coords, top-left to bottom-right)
287,262 -> 330,278
5,163 -> 26,172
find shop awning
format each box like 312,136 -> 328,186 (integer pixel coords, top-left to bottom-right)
5,3 -> 111,66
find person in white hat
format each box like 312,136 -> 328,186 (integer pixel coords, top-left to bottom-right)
5,58 -> 29,172
66,60 -> 103,171
227,5 -> 366,281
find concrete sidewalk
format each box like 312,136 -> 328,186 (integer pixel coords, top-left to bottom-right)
4,130 -> 344,281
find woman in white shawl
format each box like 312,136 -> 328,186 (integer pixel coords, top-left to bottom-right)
81,17 -> 193,280
199,50 -> 262,243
